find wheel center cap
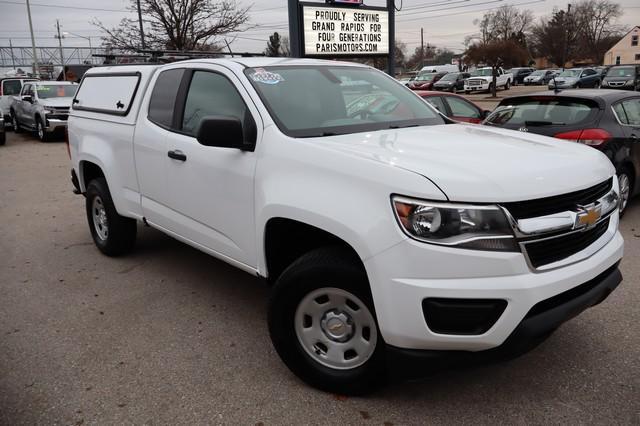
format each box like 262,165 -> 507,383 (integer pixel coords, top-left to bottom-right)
320,310 -> 354,342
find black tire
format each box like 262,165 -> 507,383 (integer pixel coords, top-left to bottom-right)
0,131 -> 5,146
487,83 -> 494,94
11,112 -> 22,133
505,79 -> 511,90
85,177 -> 137,256
616,166 -> 634,217
268,247 -> 386,395
36,119 -> 49,142
575,83 -> 581,89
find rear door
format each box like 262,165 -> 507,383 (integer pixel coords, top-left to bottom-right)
18,83 -> 35,125
612,98 -> 640,187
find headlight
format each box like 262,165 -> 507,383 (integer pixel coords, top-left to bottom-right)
392,196 -> 518,251
627,80 -> 634,86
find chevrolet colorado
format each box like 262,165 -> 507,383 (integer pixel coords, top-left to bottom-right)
68,58 -> 623,394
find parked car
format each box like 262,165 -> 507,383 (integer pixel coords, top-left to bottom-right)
68,59 -> 623,394
548,68 -> 601,89
484,89 -> 639,214
1,76 -> 38,127
0,107 -> 5,145
524,69 -> 558,85
11,81 -> 78,141
416,90 -> 489,123
408,71 -> 447,90
601,65 -> 640,91
464,67 -> 512,93
510,67 -> 535,85
420,64 -> 459,73
432,72 -> 471,92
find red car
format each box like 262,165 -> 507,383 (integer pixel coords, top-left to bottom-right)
408,72 -> 447,91
416,91 -> 490,124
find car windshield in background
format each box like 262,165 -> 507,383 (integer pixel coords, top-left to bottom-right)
559,69 -> 581,78
440,73 -> 459,81
415,73 -> 436,81
471,69 -> 493,77
485,98 -> 598,127
244,66 -> 445,138
606,67 -> 634,78
37,85 -> 77,99
530,70 -> 546,76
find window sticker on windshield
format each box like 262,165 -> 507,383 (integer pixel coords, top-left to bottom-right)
250,68 -> 284,85
36,86 -> 50,91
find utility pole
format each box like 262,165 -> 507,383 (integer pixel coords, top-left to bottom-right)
55,20 -> 66,81
9,39 -> 16,71
421,27 -> 424,68
387,0 -> 395,77
137,0 -> 146,49
562,3 -> 571,70
25,0 -> 39,77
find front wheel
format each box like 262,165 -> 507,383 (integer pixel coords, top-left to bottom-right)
36,119 -> 49,142
11,113 -> 22,133
268,247 -> 385,395
505,80 -> 511,90
85,177 -> 137,256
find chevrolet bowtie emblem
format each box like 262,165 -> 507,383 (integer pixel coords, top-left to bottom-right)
576,205 -> 601,228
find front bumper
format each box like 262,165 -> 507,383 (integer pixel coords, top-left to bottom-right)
364,213 -> 623,351
45,118 -> 68,132
464,82 -> 490,91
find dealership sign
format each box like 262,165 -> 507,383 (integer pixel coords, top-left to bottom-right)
301,4 -> 389,56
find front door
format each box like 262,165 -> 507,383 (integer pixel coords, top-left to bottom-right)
162,67 -> 261,268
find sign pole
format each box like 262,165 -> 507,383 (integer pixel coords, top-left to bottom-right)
288,0 -> 302,58
387,0 -> 395,76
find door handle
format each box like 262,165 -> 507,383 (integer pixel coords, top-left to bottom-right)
167,150 -> 187,161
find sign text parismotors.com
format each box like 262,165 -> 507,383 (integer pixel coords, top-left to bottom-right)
302,5 -> 389,56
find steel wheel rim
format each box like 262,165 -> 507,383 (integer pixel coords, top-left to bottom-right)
295,287 -> 377,370
618,173 -> 630,212
91,196 -> 109,241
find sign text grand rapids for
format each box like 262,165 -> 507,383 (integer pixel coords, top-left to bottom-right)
302,5 -> 389,56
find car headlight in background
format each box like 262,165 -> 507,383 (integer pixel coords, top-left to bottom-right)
392,196 -> 518,251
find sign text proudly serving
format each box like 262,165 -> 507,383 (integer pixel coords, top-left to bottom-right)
302,5 -> 389,56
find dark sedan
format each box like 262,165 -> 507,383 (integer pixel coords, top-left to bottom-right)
432,72 -> 470,93
548,68 -> 601,89
602,65 -> 640,91
510,67 -> 535,85
408,72 -> 447,91
483,89 -> 640,214
417,91 -> 489,123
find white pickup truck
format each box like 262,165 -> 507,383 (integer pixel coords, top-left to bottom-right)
464,67 -> 512,93
68,58 -> 623,394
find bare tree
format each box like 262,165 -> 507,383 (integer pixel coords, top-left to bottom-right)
531,8 -> 580,67
94,0 -> 252,52
476,5 -> 534,43
573,0 -> 623,63
264,32 -> 282,57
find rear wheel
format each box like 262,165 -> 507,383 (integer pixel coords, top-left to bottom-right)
505,80 -> 511,90
85,177 -> 137,256
0,130 -> 5,146
617,167 -> 633,216
268,247 -> 385,395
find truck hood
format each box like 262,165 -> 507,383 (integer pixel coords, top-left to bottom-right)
310,124 -> 613,202
38,97 -> 73,108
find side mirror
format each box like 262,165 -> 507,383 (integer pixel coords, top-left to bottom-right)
196,116 -> 256,151
21,95 -> 32,103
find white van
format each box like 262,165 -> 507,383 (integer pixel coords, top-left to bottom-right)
420,64 -> 459,74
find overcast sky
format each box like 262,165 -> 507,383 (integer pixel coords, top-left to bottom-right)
0,0 -> 638,55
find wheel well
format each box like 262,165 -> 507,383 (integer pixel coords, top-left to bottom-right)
619,162 -> 636,190
264,218 -> 363,283
80,161 -> 105,189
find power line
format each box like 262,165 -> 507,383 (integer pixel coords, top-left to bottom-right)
397,0 -> 546,22
0,0 -> 130,13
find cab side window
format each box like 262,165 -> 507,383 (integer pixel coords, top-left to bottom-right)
148,69 -> 185,128
21,84 -> 32,96
424,96 -> 446,114
181,71 -> 249,137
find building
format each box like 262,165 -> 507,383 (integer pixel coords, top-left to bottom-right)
603,26 -> 640,65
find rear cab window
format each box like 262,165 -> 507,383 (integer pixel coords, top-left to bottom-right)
73,72 -> 141,116
485,97 -> 599,129
148,69 -> 185,128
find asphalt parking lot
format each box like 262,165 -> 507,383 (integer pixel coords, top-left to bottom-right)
1,131 -> 639,425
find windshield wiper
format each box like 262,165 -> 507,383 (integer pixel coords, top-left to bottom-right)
524,120 -> 566,126
388,124 -> 420,129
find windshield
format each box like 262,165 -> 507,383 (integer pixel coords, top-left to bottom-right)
37,85 -> 77,99
485,98 -> 597,127
440,73 -> 459,81
245,66 -> 445,138
470,69 -> 492,77
415,73 -> 436,81
559,69 -> 581,78
530,70 -> 546,76
606,67 -> 634,78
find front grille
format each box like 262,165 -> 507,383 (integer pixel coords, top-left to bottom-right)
467,79 -> 484,85
523,217 -> 610,268
501,178 -> 612,220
